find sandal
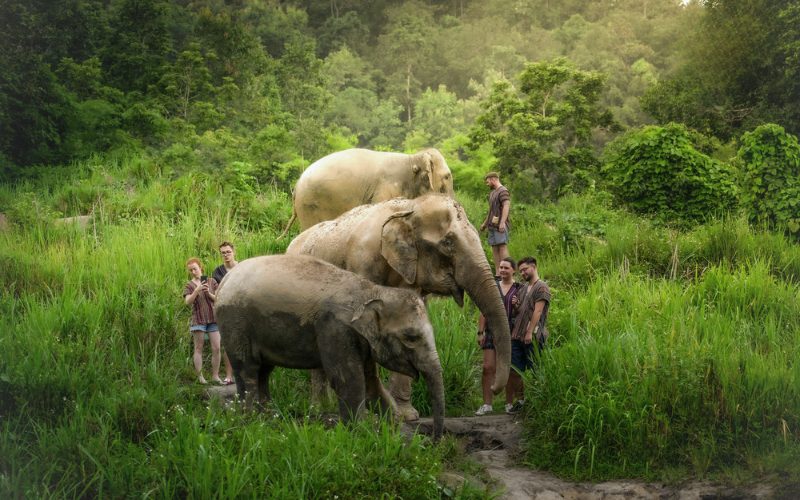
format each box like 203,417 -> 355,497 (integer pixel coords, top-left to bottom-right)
223,378 -> 234,385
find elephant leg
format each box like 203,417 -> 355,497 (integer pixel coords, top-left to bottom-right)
256,364 -> 274,409
325,366 -> 366,425
310,368 -> 335,406
364,361 -> 398,420
389,372 -> 419,422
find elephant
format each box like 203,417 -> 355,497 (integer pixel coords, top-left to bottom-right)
279,148 -> 455,238
215,254 -> 445,439
286,193 -> 511,421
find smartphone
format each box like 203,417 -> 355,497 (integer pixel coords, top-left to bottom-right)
200,275 -> 208,283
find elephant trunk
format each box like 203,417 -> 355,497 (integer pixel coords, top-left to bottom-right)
422,364 -> 445,440
458,263 -> 511,395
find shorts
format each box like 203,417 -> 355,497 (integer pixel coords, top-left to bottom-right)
488,227 -> 509,246
190,322 -> 219,333
481,331 -> 495,350
511,338 -> 543,372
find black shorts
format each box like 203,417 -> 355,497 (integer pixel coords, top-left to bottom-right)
481,331 -> 495,350
511,338 -> 544,372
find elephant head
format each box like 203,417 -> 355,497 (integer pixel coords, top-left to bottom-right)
351,292 -> 445,439
411,149 -> 455,197
377,194 -> 510,393
287,194 -> 511,394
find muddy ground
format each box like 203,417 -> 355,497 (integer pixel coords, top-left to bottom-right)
209,385 -> 794,499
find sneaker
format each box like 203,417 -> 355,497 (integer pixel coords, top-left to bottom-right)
504,403 -> 514,413
474,404 -> 493,416
506,400 -> 525,414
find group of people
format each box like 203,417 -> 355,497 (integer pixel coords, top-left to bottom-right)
476,171 -> 551,416
183,241 -> 239,385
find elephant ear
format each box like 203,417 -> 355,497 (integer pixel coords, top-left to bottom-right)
351,298 -> 383,341
422,152 -> 435,191
411,152 -> 435,192
381,210 -> 418,285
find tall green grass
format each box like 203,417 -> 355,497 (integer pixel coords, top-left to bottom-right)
2,158 -> 799,495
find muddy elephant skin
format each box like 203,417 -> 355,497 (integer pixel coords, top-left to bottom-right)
215,254 -> 445,439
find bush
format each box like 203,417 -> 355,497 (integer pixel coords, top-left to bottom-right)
602,123 -> 738,225
736,123 -> 800,238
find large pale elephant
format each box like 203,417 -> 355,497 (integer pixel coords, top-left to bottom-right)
279,148 -> 454,238
215,254 -> 445,439
287,194 -> 511,420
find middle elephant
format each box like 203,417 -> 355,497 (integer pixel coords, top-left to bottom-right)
286,193 -> 511,420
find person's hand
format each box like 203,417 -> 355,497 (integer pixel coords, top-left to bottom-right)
497,224 -> 506,233
477,332 -> 485,347
479,222 -> 487,231
523,332 -> 533,345
511,295 -> 519,306
200,282 -> 209,294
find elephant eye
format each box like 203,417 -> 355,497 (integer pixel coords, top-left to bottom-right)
403,331 -> 421,344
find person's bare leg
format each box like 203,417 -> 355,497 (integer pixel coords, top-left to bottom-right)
491,246 -> 502,274
497,243 -> 510,262
209,331 -> 222,383
192,331 -> 206,383
482,349 -> 496,405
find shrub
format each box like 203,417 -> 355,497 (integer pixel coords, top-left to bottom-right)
602,123 -> 738,225
736,123 -> 800,237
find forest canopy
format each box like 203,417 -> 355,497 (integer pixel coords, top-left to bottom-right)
2,0 -> 800,214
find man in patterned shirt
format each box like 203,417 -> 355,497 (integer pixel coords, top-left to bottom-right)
507,256 -> 551,414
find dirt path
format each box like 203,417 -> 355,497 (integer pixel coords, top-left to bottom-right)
208,386 -> 784,498
406,414 -> 779,499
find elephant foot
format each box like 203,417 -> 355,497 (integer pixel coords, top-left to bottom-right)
395,402 -> 420,422
389,372 -> 419,422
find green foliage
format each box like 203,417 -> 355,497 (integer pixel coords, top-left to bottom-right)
470,58 -> 615,200
2,157 -> 800,494
736,124 -> 800,237
602,123 -> 738,225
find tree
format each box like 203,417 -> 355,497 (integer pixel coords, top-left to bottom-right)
644,0 -> 800,139
469,58 -> 615,199
602,123 -> 738,224
736,124 -> 800,236
375,1 -> 437,123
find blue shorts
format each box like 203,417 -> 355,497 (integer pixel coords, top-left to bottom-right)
488,227 -> 509,246
511,338 -> 543,372
190,323 -> 219,333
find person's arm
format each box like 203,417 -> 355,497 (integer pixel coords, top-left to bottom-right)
206,279 -> 218,302
524,300 -> 546,344
498,199 -> 510,232
184,283 -> 200,306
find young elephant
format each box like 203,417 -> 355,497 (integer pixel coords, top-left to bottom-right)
215,254 -> 445,439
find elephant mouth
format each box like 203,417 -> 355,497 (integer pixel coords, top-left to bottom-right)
450,286 -> 464,307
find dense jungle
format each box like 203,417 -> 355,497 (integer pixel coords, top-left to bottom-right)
1,0 -> 799,497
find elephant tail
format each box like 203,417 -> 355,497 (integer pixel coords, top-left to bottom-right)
277,211 -> 296,240
278,190 -> 298,240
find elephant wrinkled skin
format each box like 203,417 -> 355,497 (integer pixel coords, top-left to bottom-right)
215,254 -> 445,439
287,194 -> 511,419
279,148 -> 454,238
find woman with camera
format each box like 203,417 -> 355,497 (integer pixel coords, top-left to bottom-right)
183,257 -> 222,385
